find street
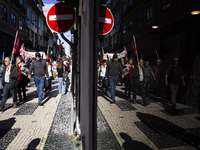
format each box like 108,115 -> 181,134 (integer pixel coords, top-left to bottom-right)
97,84 -> 200,150
0,74 -> 81,150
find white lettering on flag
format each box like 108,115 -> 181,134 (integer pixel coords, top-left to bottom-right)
99,17 -> 111,24
49,15 -> 73,21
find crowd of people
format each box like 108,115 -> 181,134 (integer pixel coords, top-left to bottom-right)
0,52 -> 70,111
98,53 -> 189,108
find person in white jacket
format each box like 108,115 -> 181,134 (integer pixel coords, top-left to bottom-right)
100,60 -> 107,89
45,59 -> 52,92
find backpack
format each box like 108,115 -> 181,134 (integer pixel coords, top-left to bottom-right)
62,66 -> 69,82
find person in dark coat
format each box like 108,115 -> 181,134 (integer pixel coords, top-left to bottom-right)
0,57 -> 19,111
132,59 -> 149,106
105,53 -> 124,103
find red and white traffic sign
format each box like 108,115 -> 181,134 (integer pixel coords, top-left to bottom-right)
99,5 -> 114,35
46,3 -> 75,33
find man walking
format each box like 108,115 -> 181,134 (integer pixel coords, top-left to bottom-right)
153,59 -> 162,93
0,57 -> 19,111
28,52 -> 49,106
144,60 -> 156,95
132,59 -> 150,106
165,56 -> 185,107
119,58 -> 125,85
105,53 -> 124,103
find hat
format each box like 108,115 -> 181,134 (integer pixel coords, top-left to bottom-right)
35,52 -> 41,57
113,53 -> 118,58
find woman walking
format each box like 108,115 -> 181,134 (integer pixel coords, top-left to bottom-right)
45,59 -> 52,93
57,59 -> 68,95
123,58 -> 134,100
16,56 -> 29,102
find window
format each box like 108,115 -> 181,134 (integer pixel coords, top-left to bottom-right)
20,0 -> 23,5
35,15 -> 38,27
129,0 -> 133,6
123,25 -> 126,34
1,4 -> 7,22
27,5 -> 30,19
11,13 -> 16,27
31,30 -> 34,41
128,20 -> 133,31
136,13 -> 141,28
161,0 -> 171,12
146,5 -> 153,20
31,10 -> 34,23
123,3 -> 126,12
19,20 -> 23,31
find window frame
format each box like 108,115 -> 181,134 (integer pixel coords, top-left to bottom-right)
11,13 -> 17,28
1,4 -> 7,22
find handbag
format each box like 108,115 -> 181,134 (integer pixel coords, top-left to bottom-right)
45,79 -> 50,88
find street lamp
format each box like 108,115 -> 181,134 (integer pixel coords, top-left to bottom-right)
152,26 -> 158,29
191,10 -> 200,15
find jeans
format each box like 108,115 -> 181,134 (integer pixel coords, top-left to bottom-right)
0,83 -> 17,109
133,81 -> 147,103
18,81 -> 26,100
0,77 -> 2,89
108,75 -> 118,100
144,77 -> 151,95
170,83 -> 179,105
34,76 -> 45,102
58,77 -> 66,95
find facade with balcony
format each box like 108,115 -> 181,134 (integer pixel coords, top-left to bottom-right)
0,0 -> 26,57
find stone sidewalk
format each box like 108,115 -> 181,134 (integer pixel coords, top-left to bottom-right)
97,84 -> 200,150
0,75 -> 80,150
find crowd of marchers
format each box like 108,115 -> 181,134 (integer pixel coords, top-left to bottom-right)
0,53 -> 70,111
97,54 -> 192,108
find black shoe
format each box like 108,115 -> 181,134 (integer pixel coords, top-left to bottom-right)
111,99 -> 115,103
172,103 -> 177,108
38,102 -> 43,106
144,102 -> 150,106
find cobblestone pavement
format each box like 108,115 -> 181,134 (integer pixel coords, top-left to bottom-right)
43,92 -> 81,150
0,77 -> 75,150
97,84 -> 200,150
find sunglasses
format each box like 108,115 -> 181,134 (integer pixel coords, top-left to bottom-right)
36,56 -> 40,58
174,60 -> 178,62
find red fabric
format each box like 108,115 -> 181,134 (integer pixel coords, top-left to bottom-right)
100,55 -> 103,64
129,66 -> 133,80
130,35 -> 137,56
16,65 -> 21,81
13,31 -> 20,54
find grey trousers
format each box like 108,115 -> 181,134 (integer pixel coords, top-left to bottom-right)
170,83 -> 179,104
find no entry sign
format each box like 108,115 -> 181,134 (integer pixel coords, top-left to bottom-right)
46,3 -> 75,33
99,5 -> 114,35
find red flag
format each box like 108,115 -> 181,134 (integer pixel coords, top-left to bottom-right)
47,45 -> 51,61
19,43 -> 25,61
13,31 -> 20,54
130,35 -> 137,56
124,46 -> 128,61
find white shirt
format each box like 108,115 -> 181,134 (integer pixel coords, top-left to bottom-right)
100,65 -> 107,77
139,67 -> 144,81
5,67 -> 10,83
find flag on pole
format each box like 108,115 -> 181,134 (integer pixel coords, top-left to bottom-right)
2,51 -> 5,62
13,31 -> 20,55
124,46 -> 128,61
141,54 -> 143,60
19,43 -> 25,61
41,52 -> 43,60
47,46 -> 53,61
98,46 -> 104,64
130,35 -> 137,56
155,49 -> 160,59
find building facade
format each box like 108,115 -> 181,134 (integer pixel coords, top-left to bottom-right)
106,0 -> 200,68
0,0 -> 64,59
0,0 -> 26,57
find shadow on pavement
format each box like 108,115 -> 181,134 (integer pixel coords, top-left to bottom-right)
0,118 -> 16,139
23,138 -> 40,150
136,112 -> 200,149
120,133 -> 153,150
